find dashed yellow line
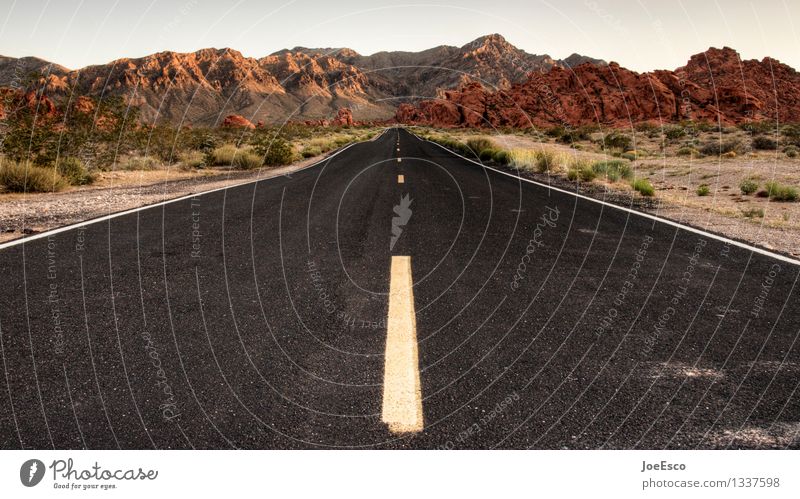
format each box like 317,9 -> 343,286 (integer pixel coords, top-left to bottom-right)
382,256 -> 423,434
398,174 -> 405,184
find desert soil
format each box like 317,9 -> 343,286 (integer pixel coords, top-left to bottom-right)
490,134 -> 800,260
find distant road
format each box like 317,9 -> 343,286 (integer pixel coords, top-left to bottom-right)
0,128 -> 798,449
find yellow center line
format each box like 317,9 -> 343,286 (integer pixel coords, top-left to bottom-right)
398,174 -> 405,184
382,256 -> 423,434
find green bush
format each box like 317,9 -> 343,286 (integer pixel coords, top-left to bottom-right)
600,131 -> 632,151
752,136 -> 778,150
631,178 -> 655,196
302,146 -> 322,158
781,124 -> 800,145
479,148 -> 497,161
0,161 -> 68,192
765,181 -> 799,202
545,126 -> 565,139
178,150 -> 206,169
492,149 -> 510,165
591,160 -> 633,182
696,184 -> 711,196
259,137 -> 294,166
676,146 -> 700,157
664,126 -> 686,141
739,179 -> 759,195
784,145 -> 798,158
578,165 -> 597,182
739,122 -> 775,134
699,138 -> 743,156
558,127 -> 592,143
566,169 -> 579,181
466,137 -> 496,158
57,156 -> 95,185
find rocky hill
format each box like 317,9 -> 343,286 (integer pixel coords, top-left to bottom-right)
395,46 -> 800,127
0,34 -> 603,125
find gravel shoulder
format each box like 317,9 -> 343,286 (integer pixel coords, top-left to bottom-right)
0,154 -> 328,244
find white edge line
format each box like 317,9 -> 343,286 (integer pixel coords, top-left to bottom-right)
415,132 -> 800,267
0,128 -> 391,250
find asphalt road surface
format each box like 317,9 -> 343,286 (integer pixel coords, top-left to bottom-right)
1,128 -> 798,449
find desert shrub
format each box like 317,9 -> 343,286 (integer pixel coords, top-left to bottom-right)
739,179 -> 759,195
784,145 -> 798,158
600,131 -> 632,151
578,164 -> 597,182
694,121 -> 716,133
232,151 -> 263,170
752,136 -> 778,150
509,149 -> 536,170
558,127 -> 591,143
211,144 -> 241,165
620,151 -> 639,161
492,149 -> 510,165
57,156 -> 95,185
664,125 -> 686,141
302,146 -> 322,158
307,137 -> 336,154
739,121 -> 775,134
781,124 -> 800,145
699,138 -> 743,156
545,126 -> 566,139
741,207 -> 765,218
0,161 -> 68,192
466,137 -> 496,157
631,178 -> 655,196
123,156 -> 160,170
721,151 -> 737,159
765,181 -> 799,202
178,150 -> 206,169
534,149 -> 561,173
479,148 -> 497,161
258,137 -> 294,166
676,146 -> 700,157
696,184 -> 711,196
635,122 -> 659,134
592,159 -> 633,182
566,168 -> 579,181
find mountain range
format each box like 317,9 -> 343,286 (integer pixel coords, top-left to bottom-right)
2,34 -> 798,128
0,34 -> 604,125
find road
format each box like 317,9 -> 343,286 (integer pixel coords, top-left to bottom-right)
0,127 -> 798,449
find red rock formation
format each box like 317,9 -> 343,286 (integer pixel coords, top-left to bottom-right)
395,47 -> 800,127
72,95 -> 95,115
221,114 -> 255,129
0,88 -> 58,120
330,108 -> 354,126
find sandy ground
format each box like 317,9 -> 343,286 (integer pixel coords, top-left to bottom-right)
0,154 -> 326,244
489,133 -> 800,259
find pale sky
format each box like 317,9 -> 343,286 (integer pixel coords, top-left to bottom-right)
0,0 -> 798,72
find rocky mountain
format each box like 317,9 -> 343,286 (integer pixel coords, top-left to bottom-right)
395,46 -> 800,127
0,34 -> 603,125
